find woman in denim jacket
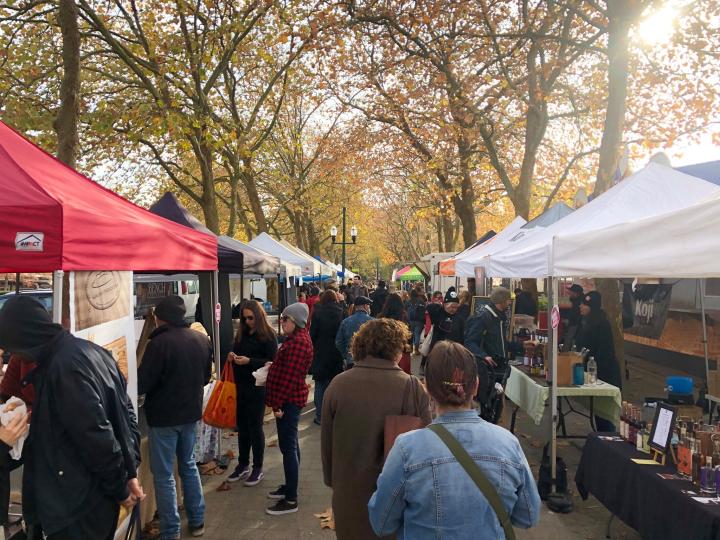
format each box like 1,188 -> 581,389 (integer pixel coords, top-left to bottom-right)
369,342 -> 541,539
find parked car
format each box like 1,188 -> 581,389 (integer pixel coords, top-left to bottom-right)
0,289 -> 53,312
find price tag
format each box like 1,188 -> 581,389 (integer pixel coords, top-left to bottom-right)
551,305 -> 560,329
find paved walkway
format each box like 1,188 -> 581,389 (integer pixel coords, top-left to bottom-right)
188,354 -> 677,539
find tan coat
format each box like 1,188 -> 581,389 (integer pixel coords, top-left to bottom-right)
321,357 -> 431,540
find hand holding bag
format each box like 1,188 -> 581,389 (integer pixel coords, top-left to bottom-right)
384,375 -> 425,459
418,326 -> 433,357
202,360 -> 237,429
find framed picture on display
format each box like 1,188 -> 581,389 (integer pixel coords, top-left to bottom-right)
648,402 -> 677,455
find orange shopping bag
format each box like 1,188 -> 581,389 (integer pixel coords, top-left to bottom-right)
202,360 -> 237,429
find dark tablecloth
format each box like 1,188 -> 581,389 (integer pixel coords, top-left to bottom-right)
576,433 -> 720,540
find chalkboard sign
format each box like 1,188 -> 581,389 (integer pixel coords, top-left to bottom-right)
470,296 -> 515,340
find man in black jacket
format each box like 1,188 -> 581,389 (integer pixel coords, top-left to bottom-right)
370,280 -> 389,317
0,296 -> 143,540
139,296 -> 212,539
465,287 -> 511,365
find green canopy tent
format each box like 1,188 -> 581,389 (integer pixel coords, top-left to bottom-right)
397,265 -> 425,282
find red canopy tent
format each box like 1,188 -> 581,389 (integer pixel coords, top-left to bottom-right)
0,120 -> 217,272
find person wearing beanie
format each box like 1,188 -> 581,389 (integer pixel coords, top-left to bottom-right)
464,287 -> 512,413
574,290 -> 621,432
421,287 -> 467,376
0,296 -> 143,539
264,303 -> 314,515
335,296 -> 373,368
138,295 -> 213,539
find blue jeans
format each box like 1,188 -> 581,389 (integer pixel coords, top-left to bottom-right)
276,403 -> 301,501
314,380 -> 329,423
410,321 -> 424,348
149,424 -> 206,540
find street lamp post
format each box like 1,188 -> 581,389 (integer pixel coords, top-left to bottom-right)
330,207 -> 357,283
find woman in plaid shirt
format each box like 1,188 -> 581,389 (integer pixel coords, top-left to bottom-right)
264,302 -> 314,515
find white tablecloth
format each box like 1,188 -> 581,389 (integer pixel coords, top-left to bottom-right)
505,365 -> 622,425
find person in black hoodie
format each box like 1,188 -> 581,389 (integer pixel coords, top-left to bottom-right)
309,291 -> 345,425
226,300 -> 278,485
370,280 -> 389,317
0,295 -> 142,540
574,291 -> 622,432
139,295 -> 212,539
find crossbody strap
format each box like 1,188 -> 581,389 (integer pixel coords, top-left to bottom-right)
428,424 -> 516,540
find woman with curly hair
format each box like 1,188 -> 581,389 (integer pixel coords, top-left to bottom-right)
321,319 -> 431,539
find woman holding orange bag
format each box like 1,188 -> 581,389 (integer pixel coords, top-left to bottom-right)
226,300 -> 278,487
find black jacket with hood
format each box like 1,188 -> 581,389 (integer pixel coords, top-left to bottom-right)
0,296 -> 140,535
464,303 -> 508,361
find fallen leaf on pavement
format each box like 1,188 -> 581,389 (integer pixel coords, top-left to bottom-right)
217,481 -> 231,491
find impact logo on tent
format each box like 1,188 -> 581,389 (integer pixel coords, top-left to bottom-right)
15,232 -> 44,252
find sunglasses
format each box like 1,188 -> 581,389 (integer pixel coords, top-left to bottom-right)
243,316 -> 255,321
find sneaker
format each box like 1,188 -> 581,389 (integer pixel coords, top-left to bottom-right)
266,499 -> 298,515
189,523 -> 205,537
228,464 -> 250,483
244,468 -> 264,486
313,418 -> 321,426
267,485 -> 286,500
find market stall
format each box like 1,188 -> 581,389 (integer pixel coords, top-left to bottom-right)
478,163 -> 720,503
0,120 -> 218,536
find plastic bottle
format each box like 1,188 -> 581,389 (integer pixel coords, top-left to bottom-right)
587,356 -> 597,385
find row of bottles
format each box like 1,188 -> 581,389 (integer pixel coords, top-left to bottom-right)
675,421 -> 720,495
620,402 -> 649,452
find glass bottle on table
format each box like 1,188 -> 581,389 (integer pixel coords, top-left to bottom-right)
701,456 -> 717,495
692,438 -> 703,486
712,435 -> 720,467
678,427 -> 692,479
587,356 -> 597,385
620,402 -> 628,440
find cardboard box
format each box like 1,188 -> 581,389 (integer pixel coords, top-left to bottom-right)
556,352 -> 582,386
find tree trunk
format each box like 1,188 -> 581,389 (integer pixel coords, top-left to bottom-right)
241,159 -> 269,233
54,0 -> 81,168
454,137 -> 478,248
435,217 -> 445,253
442,213 -> 454,253
592,0 -> 644,381
197,140 -> 220,234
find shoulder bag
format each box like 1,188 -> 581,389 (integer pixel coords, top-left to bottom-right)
384,375 -> 424,460
428,423 -> 516,540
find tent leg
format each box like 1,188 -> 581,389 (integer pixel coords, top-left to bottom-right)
700,280 -> 711,394
212,271 -> 221,374
550,277 -> 559,493
240,272 -> 245,303
15,273 -> 20,293
52,270 -> 64,325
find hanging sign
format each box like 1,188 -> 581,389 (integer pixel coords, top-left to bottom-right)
551,305 -> 560,329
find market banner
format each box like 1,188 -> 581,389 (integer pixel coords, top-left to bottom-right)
623,283 -> 674,339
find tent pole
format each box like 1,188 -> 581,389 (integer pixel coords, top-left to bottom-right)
212,271 -> 221,374
700,279 -> 711,394
15,273 -> 20,293
240,272 -> 245,304
550,277 -> 559,493
52,270 -> 64,324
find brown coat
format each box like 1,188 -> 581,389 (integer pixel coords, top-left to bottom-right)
321,357 -> 431,540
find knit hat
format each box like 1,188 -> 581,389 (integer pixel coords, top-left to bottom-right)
0,295 -> 64,358
444,287 -> 459,303
581,291 -> 602,311
155,295 -> 187,325
282,302 -> 309,328
567,284 -> 584,295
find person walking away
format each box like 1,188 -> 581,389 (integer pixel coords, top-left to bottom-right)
265,303 -> 314,515
421,290 -> 465,375
368,342 -> 540,539
335,296 -> 373,368
574,291 -> 622,432
465,287 -> 511,408
309,291 -> 345,425
0,296 -> 143,540
139,295 -> 212,539
349,276 -> 369,300
408,288 -> 428,356
322,319 -> 431,540
370,280 -> 389,317
379,292 -> 412,374
226,300 -> 278,485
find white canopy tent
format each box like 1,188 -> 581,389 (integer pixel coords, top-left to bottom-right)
552,193 -> 720,278
443,216 -> 527,277
248,233 -> 320,277
278,239 -> 334,278
483,163 -> 720,278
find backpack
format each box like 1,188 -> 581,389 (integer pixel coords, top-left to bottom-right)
537,443 -> 568,500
